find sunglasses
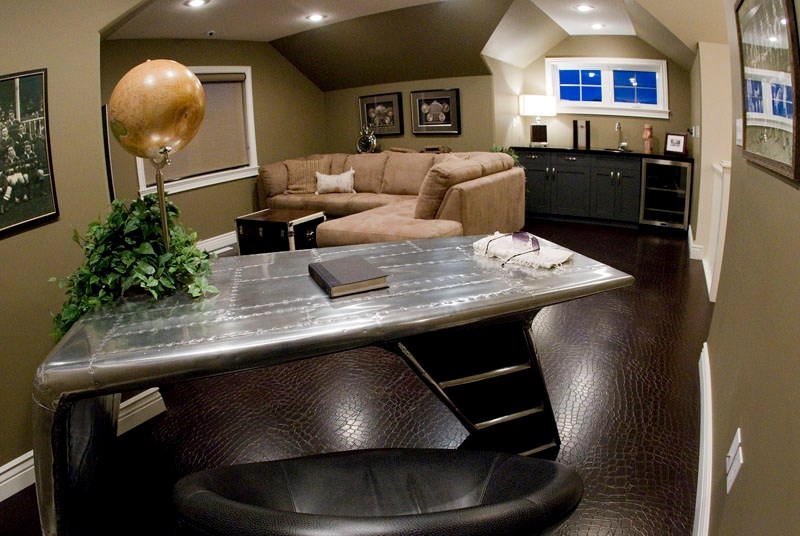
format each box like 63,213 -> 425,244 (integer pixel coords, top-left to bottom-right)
483,232 -> 540,266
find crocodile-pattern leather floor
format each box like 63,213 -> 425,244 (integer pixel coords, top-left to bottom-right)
5,220 -> 713,535
528,219 -> 714,535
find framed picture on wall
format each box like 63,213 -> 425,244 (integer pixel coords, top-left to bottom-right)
358,92 -> 403,136
0,68 -> 58,239
410,88 -> 461,135
735,0 -> 800,180
664,132 -> 688,155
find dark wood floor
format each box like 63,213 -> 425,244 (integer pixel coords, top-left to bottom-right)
4,218 -> 713,535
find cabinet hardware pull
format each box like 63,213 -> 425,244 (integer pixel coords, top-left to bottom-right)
565,156 -> 577,161
527,155 -> 539,160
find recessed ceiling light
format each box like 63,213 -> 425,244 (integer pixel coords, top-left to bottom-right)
591,23 -> 605,30
183,0 -> 209,7
306,13 -> 328,22
575,4 -> 595,12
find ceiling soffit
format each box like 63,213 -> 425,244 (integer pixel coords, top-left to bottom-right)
106,0 -> 444,42
533,0 -> 636,36
624,0 -> 696,69
482,0 -> 568,68
269,0 -> 514,91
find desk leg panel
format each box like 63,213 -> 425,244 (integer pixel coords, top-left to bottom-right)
391,316 -> 560,459
34,394 -> 119,536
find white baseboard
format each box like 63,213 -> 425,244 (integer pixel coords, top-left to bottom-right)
702,257 -> 714,300
0,450 -> 34,503
688,225 -> 704,260
693,343 -> 713,536
0,388 -> 166,503
198,231 -> 237,254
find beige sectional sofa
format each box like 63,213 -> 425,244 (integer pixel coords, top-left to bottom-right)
255,150 -> 525,247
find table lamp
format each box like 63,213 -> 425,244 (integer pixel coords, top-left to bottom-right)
519,94 -> 557,147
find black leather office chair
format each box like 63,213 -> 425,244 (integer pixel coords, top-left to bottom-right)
173,448 -> 583,535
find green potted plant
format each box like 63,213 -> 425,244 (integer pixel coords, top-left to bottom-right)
51,194 -> 217,340
491,144 -> 520,167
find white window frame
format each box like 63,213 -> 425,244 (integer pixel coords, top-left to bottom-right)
545,57 -> 670,119
743,66 -> 793,132
137,65 -> 259,197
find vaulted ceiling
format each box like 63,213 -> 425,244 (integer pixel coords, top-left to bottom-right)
106,0 -> 731,91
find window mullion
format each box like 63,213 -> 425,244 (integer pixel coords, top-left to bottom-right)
601,69 -> 614,106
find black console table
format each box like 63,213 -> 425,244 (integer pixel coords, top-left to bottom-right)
33,236 -> 633,535
514,146 -> 693,229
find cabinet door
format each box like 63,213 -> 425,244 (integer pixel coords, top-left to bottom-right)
520,152 -> 551,214
590,167 -> 617,220
550,153 -> 591,217
590,156 -> 641,223
615,167 -> 642,223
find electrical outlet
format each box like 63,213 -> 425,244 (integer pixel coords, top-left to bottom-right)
726,428 -> 743,493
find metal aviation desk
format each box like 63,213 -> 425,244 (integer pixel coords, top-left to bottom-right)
32,236 -> 633,535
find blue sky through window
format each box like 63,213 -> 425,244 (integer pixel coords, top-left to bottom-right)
559,69 -> 602,102
613,70 -> 657,105
772,83 -> 793,119
745,79 -> 764,113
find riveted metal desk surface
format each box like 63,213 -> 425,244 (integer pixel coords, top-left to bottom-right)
33,235 -> 633,535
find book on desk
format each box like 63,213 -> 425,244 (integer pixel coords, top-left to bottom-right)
308,255 -> 389,298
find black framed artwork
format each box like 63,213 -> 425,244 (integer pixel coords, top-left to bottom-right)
410,88 -> 461,135
664,132 -> 689,155
0,68 -> 58,238
358,92 -> 403,136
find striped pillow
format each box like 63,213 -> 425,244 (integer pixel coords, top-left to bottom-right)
284,157 -> 331,194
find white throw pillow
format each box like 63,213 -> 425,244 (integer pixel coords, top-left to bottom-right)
315,168 -> 356,194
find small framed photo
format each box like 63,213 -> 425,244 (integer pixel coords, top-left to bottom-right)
359,92 -> 403,136
411,88 -> 461,135
0,68 -> 58,239
664,132 -> 688,155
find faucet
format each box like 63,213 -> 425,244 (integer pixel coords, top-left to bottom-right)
615,122 -> 627,151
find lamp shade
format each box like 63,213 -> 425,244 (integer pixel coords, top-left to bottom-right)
519,94 -> 557,117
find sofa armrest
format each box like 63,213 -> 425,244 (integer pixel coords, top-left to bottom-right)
436,167 -> 525,236
256,162 -> 289,209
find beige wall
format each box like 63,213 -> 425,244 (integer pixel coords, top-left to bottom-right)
491,35 -> 692,154
0,0 -> 145,463
101,39 -> 327,239
706,0 -> 800,533
324,76 -> 496,154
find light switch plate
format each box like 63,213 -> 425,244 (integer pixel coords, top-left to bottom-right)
726,428 -> 741,472
726,446 -> 743,493
726,428 -> 743,493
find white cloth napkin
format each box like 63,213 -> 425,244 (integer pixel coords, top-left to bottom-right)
473,232 -> 573,269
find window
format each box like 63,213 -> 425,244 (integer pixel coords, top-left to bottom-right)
743,67 -> 793,131
558,69 -> 602,102
613,70 -> 658,105
771,83 -> 793,119
137,66 -> 258,196
545,58 -> 670,119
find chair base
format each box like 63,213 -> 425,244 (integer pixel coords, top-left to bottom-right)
173,448 -> 583,536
